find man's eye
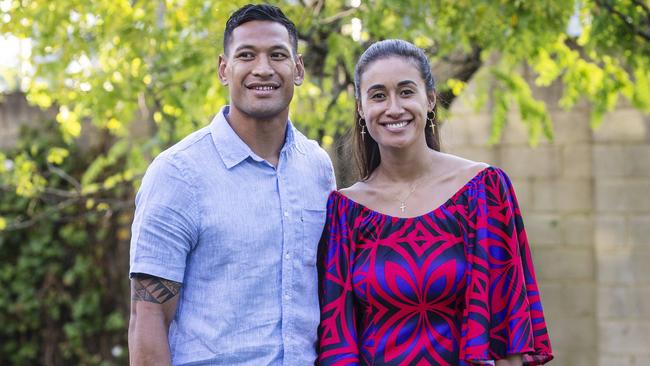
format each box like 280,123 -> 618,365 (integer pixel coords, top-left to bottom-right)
237,52 -> 254,59
401,89 -> 415,96
370,93 -> 385,99
271,53 -> 288,59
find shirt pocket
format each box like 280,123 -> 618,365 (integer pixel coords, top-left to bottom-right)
301,208 -> 326,266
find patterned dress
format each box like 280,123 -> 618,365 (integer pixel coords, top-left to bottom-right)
317,167 -> 553,365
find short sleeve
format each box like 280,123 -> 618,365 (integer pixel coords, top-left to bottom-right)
317,192 -> 360,365
129,155 -> 200,283
462,168 -> 553,365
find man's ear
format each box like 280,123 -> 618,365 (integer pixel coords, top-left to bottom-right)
218,54 -> 228,85
294,54 -> 305,86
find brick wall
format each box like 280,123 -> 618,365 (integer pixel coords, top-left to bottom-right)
445,79 -> 650,365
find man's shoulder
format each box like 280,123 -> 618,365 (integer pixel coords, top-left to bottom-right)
292,128 -> 331,163
157,124 -> 215,164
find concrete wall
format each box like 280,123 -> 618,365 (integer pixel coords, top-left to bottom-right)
592,104 -> 650,366
445,79 -> 650,365
0,92 -> 49,150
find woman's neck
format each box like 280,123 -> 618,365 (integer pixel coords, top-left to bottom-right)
372,144 -> 438,184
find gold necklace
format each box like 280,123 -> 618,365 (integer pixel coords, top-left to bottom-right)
375,162 -> 435,214
395,182 -> 419,213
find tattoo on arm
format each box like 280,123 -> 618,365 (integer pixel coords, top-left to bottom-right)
131,274 -> 181,304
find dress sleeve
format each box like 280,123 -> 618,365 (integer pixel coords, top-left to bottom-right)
462,168 -> 553,365
317,192 -> 361,365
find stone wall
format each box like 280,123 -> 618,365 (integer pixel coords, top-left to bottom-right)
445,79 -> 650,365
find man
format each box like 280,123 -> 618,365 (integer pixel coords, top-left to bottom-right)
128,4 -> 335,365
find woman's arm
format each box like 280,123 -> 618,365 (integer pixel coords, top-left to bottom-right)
495,355 -> 523,366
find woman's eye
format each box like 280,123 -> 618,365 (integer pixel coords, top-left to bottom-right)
370,92 -> 385,99
401,89 -> 415,95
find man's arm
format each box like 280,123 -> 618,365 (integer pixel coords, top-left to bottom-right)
128,273 -> 181,366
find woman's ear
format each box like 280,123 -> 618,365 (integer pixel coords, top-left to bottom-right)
428,92 -> 437,112
357,101 -> 365,119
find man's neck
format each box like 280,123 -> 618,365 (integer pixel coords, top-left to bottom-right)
225,107 -> 289,167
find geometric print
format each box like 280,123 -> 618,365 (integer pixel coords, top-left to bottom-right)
318,167 -> 553,365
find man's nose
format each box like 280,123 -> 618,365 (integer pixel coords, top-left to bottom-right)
252,55 -> 274,78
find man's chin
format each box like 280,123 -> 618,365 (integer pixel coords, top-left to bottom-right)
239,106 -> 289,121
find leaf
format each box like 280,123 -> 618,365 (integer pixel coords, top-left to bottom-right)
46,147 -> 70,165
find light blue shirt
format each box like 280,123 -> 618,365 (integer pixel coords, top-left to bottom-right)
129,106 -> 335,365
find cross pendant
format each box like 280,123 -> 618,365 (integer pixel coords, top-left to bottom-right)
361,130 -> 366,138
399,202 -> 406,213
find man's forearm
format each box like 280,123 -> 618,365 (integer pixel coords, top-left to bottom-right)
128,274 -> 181,366
129,311 -> 172,366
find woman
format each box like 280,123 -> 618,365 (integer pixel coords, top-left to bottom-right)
317,40 -> 553,366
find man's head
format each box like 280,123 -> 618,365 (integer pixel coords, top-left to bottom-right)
223,4 -> 299,59
219,4 -> 304,121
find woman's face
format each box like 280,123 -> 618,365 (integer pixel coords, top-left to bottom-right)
358,56 -> 433,150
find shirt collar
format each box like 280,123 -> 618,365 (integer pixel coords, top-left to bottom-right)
210,106 -> 297,169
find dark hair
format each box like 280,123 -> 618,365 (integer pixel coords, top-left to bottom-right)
352,39 -> 441,180
223,4 -> 299,57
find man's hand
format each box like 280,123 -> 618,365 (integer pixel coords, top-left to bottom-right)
128,273 -> 181,366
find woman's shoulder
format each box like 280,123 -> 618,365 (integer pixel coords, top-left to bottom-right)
436,152 -> 489,173
337,181 -> 371,204
432,152 -> 491,187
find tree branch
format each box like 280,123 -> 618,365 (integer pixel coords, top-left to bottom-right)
595,0 -> 650,41
47,163 -> 82,193
320,8 -> 359,25
432,45 -> 483,109
631,0 -> 650,17
5,197 -> 80,231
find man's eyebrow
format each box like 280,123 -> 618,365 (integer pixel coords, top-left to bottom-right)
270,44 -> 291,52
233,44 -> 291,53
233,44 -> 255,52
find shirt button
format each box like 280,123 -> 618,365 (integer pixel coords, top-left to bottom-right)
285,252 -> 291,260
284,210 -> 289,217
284,292 -> 291,300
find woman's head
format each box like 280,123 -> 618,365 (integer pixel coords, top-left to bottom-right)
352,39 -> 441,179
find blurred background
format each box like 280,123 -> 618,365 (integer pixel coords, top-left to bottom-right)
1,0 -> 649,365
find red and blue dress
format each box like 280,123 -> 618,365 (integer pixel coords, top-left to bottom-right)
317,167 -> 553,365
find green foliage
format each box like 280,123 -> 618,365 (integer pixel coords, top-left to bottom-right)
1,0 -> 648,152
0,0 -> 649,364
1,123 -> 131,365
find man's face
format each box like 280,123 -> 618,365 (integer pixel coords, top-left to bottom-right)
219,20 -> 304,121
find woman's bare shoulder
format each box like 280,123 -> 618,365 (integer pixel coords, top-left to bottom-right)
439,152 -> 488,167
432,153 -> 490,186
434,152 -> 489,177
338,181 -> 372,203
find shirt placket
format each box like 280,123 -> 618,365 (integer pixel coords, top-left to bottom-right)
277,150 -> 294,365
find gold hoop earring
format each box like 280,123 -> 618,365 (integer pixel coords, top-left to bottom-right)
358,117 -> 366,141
